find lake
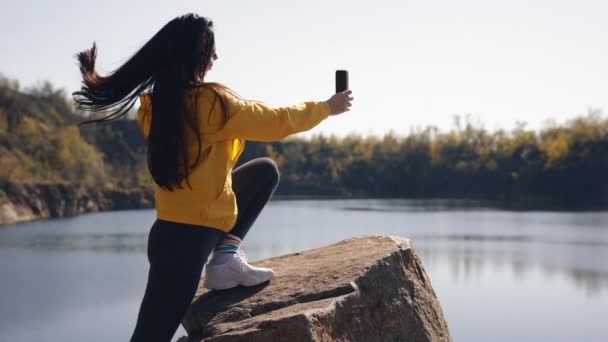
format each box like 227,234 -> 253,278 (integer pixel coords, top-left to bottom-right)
1,199 -> 607,341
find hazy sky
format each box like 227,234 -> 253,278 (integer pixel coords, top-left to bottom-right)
1,0 -> 606,137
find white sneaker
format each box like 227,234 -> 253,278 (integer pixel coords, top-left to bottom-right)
203,250 -> 275,290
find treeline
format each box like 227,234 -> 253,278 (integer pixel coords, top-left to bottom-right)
239,113 -> 608,206
0,74 -> 145,189
1,75 -> 607,206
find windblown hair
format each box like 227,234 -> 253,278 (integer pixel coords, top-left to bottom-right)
72,13 -> 238,191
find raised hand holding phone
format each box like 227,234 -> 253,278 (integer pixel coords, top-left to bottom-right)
326,70 -> 354,115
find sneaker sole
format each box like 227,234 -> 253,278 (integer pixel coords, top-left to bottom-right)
204,271 -> 274,290
203,278 -> 240,290
240,272 -> 274,287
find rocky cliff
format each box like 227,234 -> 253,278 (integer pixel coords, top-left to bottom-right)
0,181 -> 154,225
179,235 -> 452,342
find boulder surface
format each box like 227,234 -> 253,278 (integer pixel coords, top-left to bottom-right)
180,235 -> 452,342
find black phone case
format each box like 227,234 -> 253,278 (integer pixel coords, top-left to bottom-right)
336,70 -> 348,93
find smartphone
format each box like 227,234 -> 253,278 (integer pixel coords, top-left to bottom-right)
335,70 -> 349,93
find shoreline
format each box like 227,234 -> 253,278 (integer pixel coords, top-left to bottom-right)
0,181 -> 154,225
2,182 -> 607,226
272,194 -> 608,212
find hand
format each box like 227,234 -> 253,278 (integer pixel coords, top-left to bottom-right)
325,90 -> 354,115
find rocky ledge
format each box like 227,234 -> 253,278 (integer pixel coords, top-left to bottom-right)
179,235 -> 452,342
0,181 -> 154,225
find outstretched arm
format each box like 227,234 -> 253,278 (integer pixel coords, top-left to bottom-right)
211,90 -> 353,142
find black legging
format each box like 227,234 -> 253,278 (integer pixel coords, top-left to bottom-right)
130,157 -> 279,342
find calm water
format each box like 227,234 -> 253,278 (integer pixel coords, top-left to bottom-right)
1,199 -> 607,342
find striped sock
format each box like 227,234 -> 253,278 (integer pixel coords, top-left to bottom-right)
213,234 -> 242,254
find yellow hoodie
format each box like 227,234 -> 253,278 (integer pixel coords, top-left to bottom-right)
136,86 -> 331,232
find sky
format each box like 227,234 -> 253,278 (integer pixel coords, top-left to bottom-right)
1,0 -> 607,137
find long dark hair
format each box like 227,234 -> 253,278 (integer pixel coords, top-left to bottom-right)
72,13 -> 237,191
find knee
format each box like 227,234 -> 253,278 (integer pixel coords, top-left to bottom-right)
257,157 -> 280,187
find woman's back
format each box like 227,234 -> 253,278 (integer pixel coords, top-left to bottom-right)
137,86 -> 245,231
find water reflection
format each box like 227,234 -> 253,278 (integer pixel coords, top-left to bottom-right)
1,223 -> 607,296
415,244 -> 608,297
0,232 -> 148,253
339,198 -> 608,212
0,201 -> 607,342
414,233 -> 608,247
341,198 -> 498,212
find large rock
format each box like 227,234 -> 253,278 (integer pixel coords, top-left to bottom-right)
180,235 -> 451,342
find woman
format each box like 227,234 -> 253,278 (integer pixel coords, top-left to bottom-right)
72,13 -> 353,342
